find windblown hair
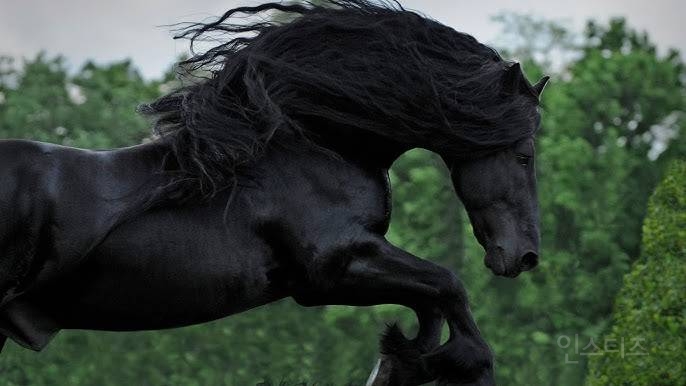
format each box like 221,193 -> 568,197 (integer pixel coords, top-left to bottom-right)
139,0 -> 540,203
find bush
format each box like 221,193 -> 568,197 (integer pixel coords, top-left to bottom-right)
586,160 -> 686,385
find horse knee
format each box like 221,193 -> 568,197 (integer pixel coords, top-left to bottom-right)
437,270 -> 467,304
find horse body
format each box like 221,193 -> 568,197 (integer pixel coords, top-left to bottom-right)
0,138 -> 392,349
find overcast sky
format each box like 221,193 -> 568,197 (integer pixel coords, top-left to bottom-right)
1,0 -> 683,79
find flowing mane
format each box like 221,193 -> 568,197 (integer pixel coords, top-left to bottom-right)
139,0 -> 540,204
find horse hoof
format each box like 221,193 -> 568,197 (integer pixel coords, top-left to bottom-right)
422,337 -> 493,384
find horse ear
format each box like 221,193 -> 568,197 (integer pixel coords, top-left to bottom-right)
503,62 -> 522,94
532,76 -> 550,97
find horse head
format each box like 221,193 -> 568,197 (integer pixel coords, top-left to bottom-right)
444,68 -> 549,278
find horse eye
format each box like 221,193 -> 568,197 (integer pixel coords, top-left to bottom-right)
515,154 -> 531,166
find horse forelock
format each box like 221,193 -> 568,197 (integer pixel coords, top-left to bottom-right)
139,0 -> 539,205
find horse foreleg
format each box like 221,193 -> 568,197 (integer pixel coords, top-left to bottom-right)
291,238 -> 494,386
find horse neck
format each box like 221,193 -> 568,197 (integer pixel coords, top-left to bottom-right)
102,140 -> 174,213
107,141 -> 170,175
312,128 -> 412,170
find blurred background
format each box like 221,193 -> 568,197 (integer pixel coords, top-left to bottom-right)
0,0 -> 684,385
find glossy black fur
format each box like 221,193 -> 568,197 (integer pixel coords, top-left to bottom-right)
0,1 -> 548,385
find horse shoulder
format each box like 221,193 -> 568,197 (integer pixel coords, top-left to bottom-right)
251,150 -> 392,291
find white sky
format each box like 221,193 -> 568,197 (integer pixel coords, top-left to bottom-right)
0,0 -> 683,79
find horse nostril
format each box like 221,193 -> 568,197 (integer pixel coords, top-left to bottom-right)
520,251 -> 539,271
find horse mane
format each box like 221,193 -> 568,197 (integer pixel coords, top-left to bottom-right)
138,0 -> 540,206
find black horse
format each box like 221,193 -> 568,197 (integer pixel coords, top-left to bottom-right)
0,1 -> 548,385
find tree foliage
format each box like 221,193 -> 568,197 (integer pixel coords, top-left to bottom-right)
0,55 -> 166,148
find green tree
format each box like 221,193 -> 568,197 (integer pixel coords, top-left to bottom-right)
0,54 -> 162,148
551,18 -> 685,256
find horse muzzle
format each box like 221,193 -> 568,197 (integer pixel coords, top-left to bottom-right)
484,247 -> 538,278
